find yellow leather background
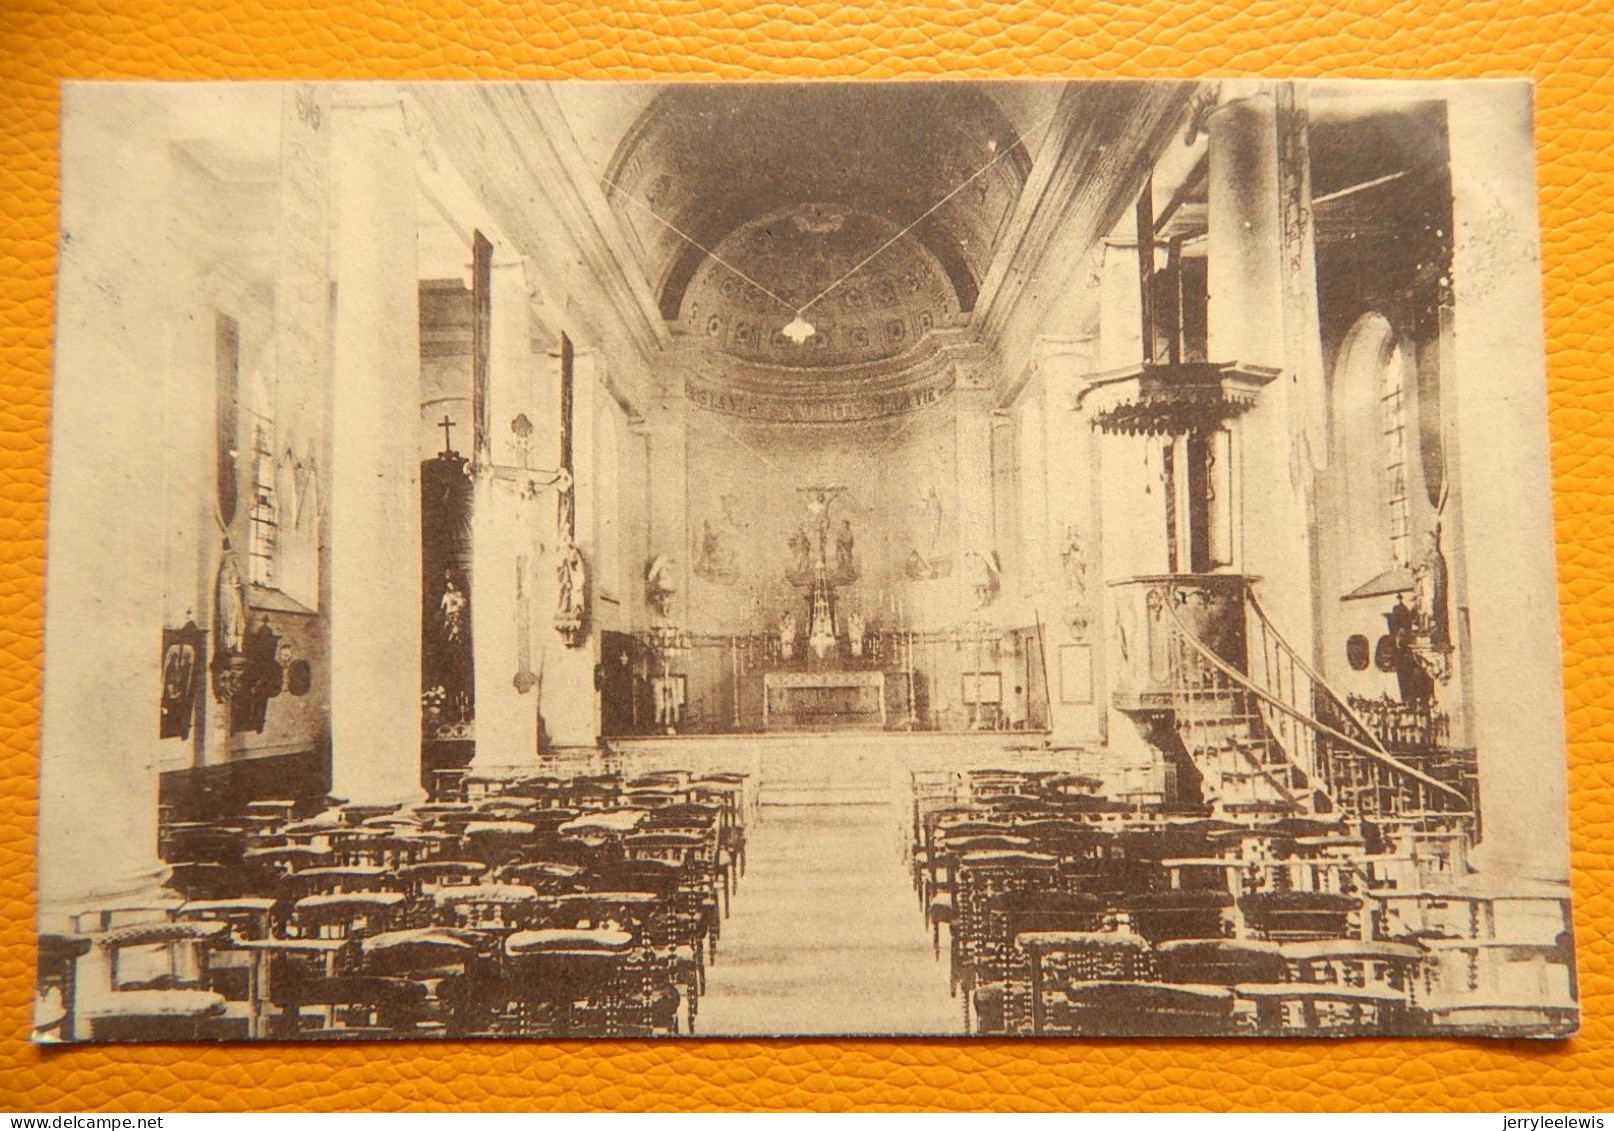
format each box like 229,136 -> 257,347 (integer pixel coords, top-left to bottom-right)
3,0 -> 1613,1112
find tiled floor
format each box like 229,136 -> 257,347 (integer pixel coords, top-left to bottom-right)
696,800 -> 962,1036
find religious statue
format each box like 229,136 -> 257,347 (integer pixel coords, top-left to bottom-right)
807,489 -> 830,533
211,551 -> 250,705
905,486 -> 952,579
833,519 -> 857,583
694,518 -> 738,584
779,610 -> 798,661
787,527 -> 814,586
1380,594 -> 1434,703
964,549 -> 1001,609
215,552 -> 247,658
232,615 -> 285,735
554,542 -> 588,647
921,486 -> 943,555
1060,524 -> 1089,603
847,610 -> 866,659
1060,524 -> 1091,636
439,572 -> 468,644
1412,526 -> 1451,651
645,554 -> 678,619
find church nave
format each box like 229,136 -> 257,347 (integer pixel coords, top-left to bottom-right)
696,800 -> 958,1037
36,79 -> 1575,1043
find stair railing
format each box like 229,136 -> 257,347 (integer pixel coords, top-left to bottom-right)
1153,584 -> 1470,817
1160,617 -> 1303,809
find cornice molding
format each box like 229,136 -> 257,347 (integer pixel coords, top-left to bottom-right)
408,86 -> 670,377
972,81 -> 1209,386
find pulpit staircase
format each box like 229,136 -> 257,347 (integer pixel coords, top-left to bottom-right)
1139,581 -> 1471,823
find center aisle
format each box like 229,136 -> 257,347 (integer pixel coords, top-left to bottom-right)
696,801 -> 962,1036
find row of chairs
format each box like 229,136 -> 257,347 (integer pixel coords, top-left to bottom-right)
40,768 -> 750,1042
909,767 -> 1429,1036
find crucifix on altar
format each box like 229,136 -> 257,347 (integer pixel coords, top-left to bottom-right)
797,484 -> 847,565
789,485 -> 857,661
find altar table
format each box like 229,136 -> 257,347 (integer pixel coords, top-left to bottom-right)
762,670 -> 886,731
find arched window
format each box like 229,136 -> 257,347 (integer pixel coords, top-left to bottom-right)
1379,338 -> 1411,567
1334,312 -> 1418,582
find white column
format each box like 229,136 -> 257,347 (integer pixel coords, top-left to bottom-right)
327,97 -> 424,805
954,381 -> 995,591
1097,241 -> 1145,372
468,479 -> 544,770
1016,380 -> 1050,593
647,389 -> 690,620
1445,84 -> 1569,884
626,416 -> 652,634
1206,92 -> 1314,653
469,258 -> 544,773
1043,345 -> 1107,745
543,348 -> 602,749
39,88 -> 176,927
1207,96 -> 1285,369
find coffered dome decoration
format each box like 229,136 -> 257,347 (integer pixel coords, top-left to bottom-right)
602,82 -> 1033,324
678,207 -> 962,368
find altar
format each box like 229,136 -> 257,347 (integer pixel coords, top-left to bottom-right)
763,671 -> 886,731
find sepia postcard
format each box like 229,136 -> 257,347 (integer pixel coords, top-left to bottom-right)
34,78 -> 1575,1042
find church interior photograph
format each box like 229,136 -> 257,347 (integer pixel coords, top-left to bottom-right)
34,78 -> 1575,1041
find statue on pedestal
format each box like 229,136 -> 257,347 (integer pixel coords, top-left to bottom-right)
1060,524 -> 1091,637
847,610 -> 866,659
787,528 -> 813,587
646,554 -> 678,619
1408,525 -> 1452,685
1412,526 -> 1451,651
779,610 -> 798,661
906,485 -> 952,580
964,549 -> 1002,609
833,519 -> 858,584
554,542 -> 588,647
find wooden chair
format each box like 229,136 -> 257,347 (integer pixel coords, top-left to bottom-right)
948,850 -> 1060,1005
1239,891 -> 1362,942
289,891 -> 406,941
1155,938 -> 1289,987
176,896 -> 281,1016
965,894 -> 1109,1034
1122,890 -> 1234,944
271,973 -> 432,1039
1054,980 -> 1239,1037
460,927 -> 639,1037
430,883 -> 540,932
498,860 -> 586,895
33,934 -> 92,1042
912,804 -> 976,907
1018,931 -> 1158,1035
622,834 -> 722,959
161,822 -> 247,870
76,920 -> 239,1042
279,865 -> 400,905
461,820 -> 539,869
397,859 -> 490,894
